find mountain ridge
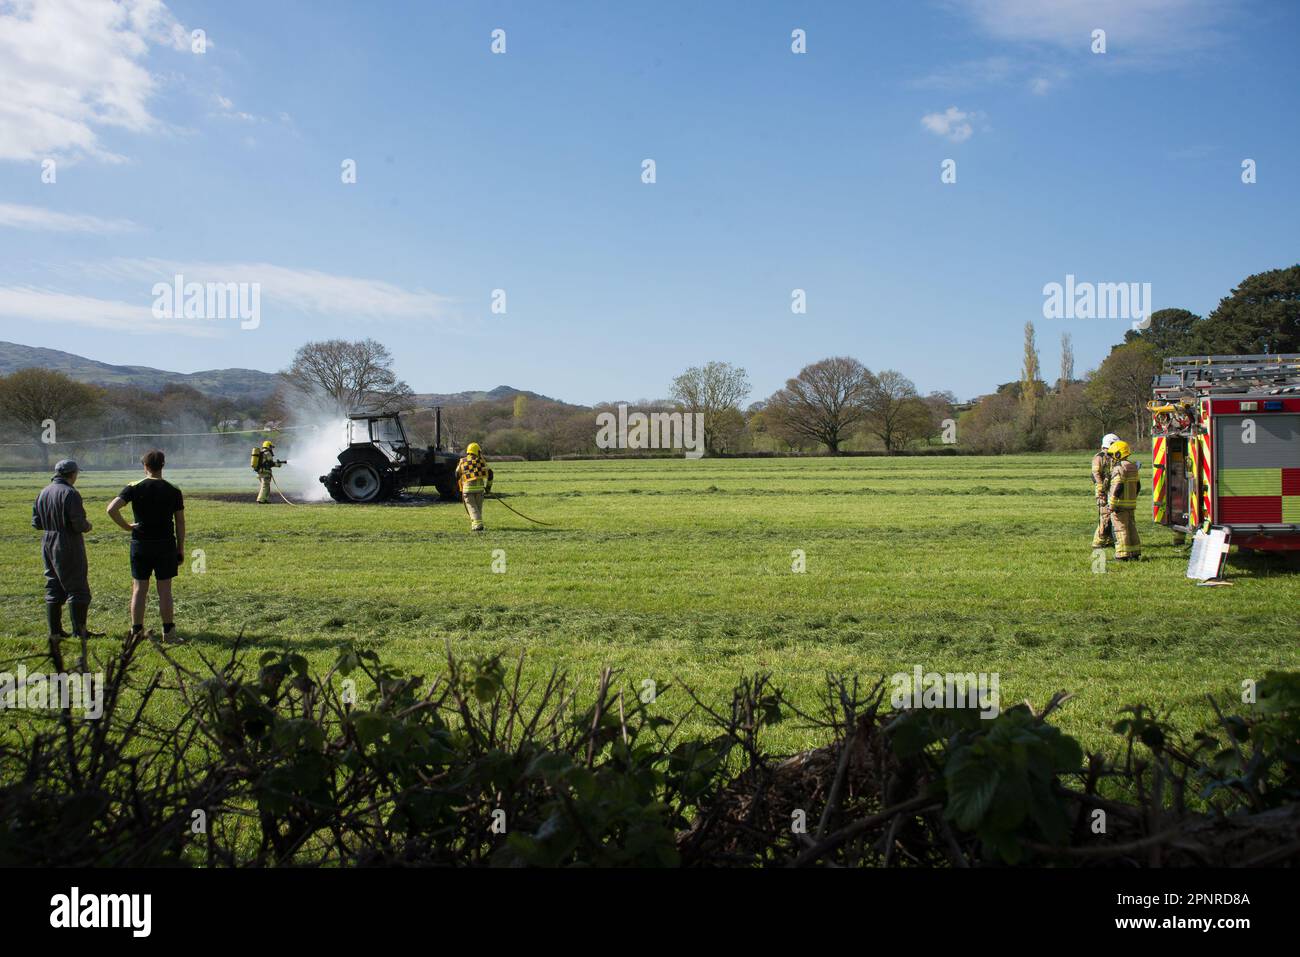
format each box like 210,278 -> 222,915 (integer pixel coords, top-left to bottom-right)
0,341 -> 571,408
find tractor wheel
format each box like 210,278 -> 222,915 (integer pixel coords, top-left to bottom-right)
322,468 -> 348,502
339,461 -> 392,503
434,477 -> 459,502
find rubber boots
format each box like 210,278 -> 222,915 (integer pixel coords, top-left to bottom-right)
46,602 -> 69,639
69,602 -> 91,670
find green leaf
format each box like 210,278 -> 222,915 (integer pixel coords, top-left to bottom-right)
944,749 -> 1000,831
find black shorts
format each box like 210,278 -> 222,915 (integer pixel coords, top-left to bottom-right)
130,539 -> 180,581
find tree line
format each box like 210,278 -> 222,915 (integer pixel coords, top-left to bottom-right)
958,264 -> 1299,453
0,371 -> 272,469
1,264 -> 1294,464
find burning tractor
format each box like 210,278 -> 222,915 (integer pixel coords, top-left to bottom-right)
320,410 -> 460,503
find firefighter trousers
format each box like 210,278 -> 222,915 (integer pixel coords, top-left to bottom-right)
463,490 -> 485,531
1109,507 -> 1141,559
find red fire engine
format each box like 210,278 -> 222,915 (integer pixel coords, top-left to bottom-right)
1150,354 -> 1300,551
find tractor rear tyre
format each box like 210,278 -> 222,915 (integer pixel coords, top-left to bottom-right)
339,461 -> 393,503
434,476 -> 459,502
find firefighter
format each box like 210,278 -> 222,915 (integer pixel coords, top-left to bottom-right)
31,459 -> 99,665
455,442 -> 493,532
1106,440 -> 1142,560
1091,432 -> 1120,547
252,440 -> 285,504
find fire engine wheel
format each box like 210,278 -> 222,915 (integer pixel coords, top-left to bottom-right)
340,462 -> 391,503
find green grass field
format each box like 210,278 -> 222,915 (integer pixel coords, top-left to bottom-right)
3,454 -> 1298,756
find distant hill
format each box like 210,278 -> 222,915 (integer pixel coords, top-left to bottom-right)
409,385 -> 578,409
0,341 -> 576,409
0,340 -> 280,402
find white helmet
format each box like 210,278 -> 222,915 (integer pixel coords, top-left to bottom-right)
1101,433 -> 1120,450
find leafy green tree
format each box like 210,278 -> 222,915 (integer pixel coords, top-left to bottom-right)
1189,265 -> 1300,354
1123,307 -> 1201,356
1020,321 -> 1042,428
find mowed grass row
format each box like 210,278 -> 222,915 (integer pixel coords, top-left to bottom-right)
1,454 -> 1298,756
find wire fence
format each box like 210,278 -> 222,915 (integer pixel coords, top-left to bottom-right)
0,426 -> 318,471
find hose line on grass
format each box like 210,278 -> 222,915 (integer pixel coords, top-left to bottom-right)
270,474 -> 301,507
488,493 -> 553,526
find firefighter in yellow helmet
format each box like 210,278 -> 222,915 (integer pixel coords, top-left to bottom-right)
1091,432 -> 1119,547
252,440 -> 286,504
455,442 -> 493,532
1106,440 -> 1141,560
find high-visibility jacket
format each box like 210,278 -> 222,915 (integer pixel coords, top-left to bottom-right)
456,454 -> 493,494
1090,451 -> 1111,500
1108,460 -> 1140,510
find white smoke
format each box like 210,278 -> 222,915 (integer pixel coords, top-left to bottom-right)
278,419 -> 348,501
273,385 -> 350,502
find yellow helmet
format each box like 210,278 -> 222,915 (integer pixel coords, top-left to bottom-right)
262,440 -> 275,449
466,442 -> 481,456
1107,440 -> 1131,460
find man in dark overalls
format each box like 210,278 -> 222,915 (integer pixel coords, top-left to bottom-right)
32,459 -> 97,665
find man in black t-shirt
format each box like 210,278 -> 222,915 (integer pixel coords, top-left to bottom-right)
106,448 -> 186,641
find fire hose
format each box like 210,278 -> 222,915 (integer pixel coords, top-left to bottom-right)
270,472 -> 301,507
487,492 -> 553,526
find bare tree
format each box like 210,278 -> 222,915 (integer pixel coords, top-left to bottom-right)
0,369 -> 102,469
765,357 -> 875,453
281,339 -> 413,415
863,369 -> 921,452
1059,332 -> 1075,392
670,361 -> 751,454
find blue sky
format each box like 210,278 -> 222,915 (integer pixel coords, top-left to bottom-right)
1,0 -> 1296,404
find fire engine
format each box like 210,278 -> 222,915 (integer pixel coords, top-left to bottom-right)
1150,354 -> 1300,551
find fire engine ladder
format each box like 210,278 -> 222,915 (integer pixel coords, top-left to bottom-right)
1154,354 -> 1300,397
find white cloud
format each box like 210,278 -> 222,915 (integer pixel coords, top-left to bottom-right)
0,0 -> 190,163
212,93 -> 260,123
85,258 -> 456,322
1029,76 -> 1052,95
947,0 -> 1232,54
0,202 -> 137,233
912,56 -> 1015,90
0,286 -> 215,336
921,106 -> 980,143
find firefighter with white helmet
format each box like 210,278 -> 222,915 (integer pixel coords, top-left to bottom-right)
251,440 -> 286,504
1091,433 -> 1120,547
1106,439 -> 1142,560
